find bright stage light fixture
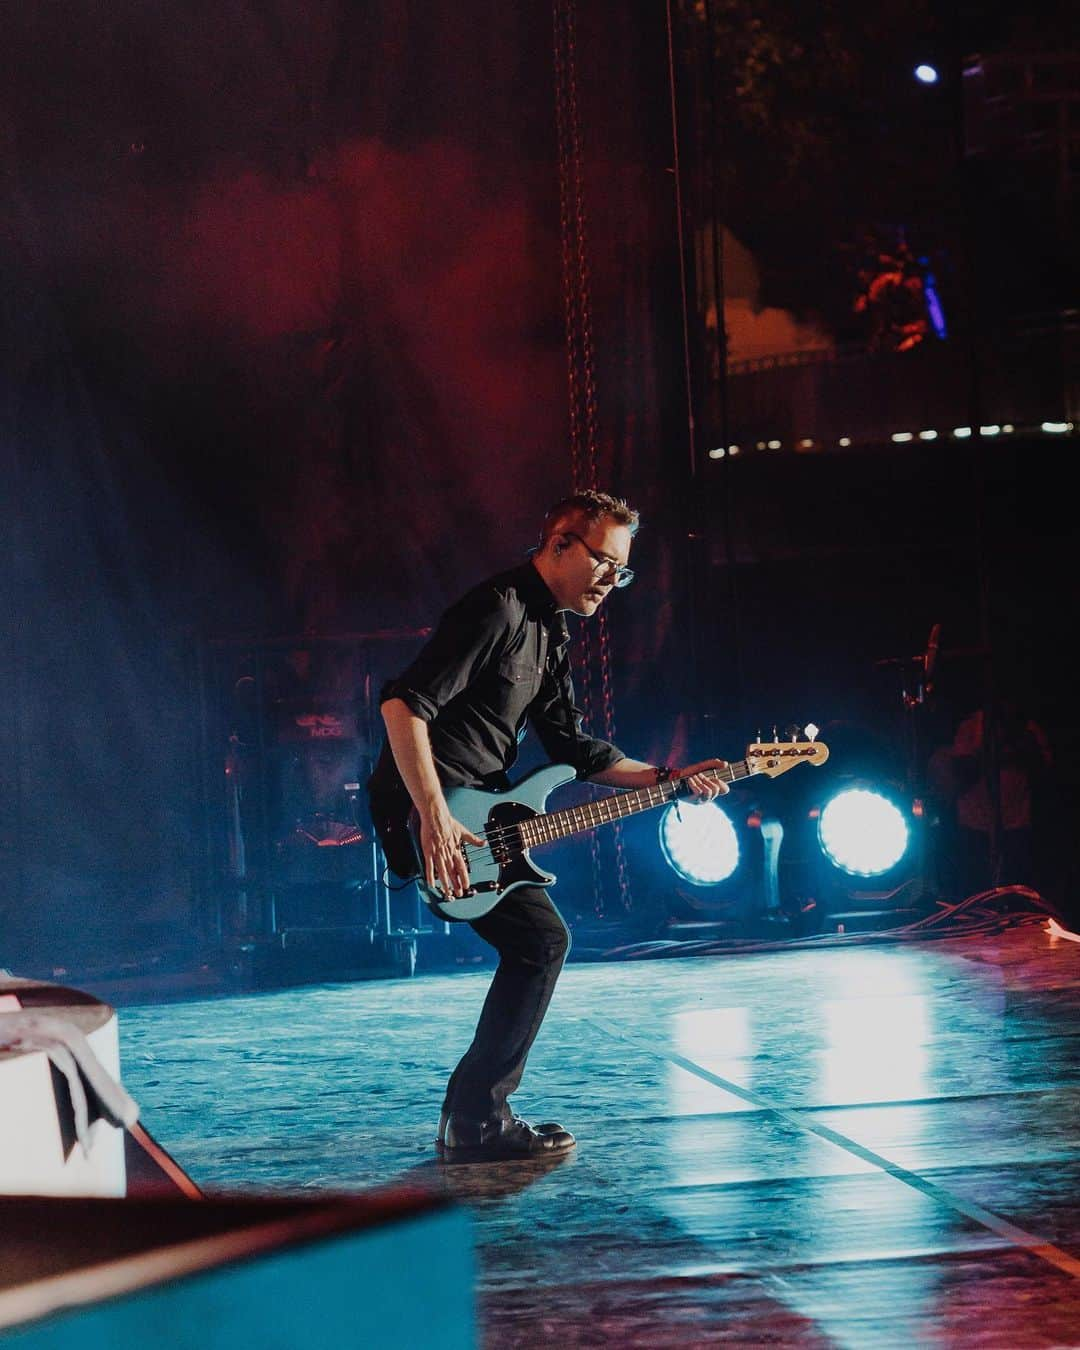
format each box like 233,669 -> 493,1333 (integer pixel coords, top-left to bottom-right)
915,64 -> 939,83
818,788 -> 910,878
659,801 -> 740,886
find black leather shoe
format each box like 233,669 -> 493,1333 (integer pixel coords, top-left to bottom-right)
437,1109 -> 570,1146
437,1111 -> 576,1161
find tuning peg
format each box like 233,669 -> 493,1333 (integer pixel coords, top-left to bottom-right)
784,723 -> 801,742
804,721 -> 819,741
772,725 -> 778,741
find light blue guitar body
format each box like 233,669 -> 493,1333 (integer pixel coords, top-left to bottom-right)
411,764 -> 577,921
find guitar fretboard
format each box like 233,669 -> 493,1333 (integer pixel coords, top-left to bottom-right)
516,759 -> 757,850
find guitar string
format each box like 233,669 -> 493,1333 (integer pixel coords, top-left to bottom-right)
432,765 -> 756,891
450,760 -> 762,858
424,753 -> 821,892
463,779 -> 712,852
473,761 -> 758,849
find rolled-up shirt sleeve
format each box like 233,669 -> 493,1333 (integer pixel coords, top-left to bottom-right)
529,654 -> 625,780
379,587 -> 510,723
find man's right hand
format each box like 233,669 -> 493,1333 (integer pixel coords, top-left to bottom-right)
419,805 -> 485,900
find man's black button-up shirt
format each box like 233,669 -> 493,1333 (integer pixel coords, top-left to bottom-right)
367,561 -> 625,807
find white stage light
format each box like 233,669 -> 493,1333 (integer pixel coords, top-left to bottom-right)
659,801 -> 740,886
818,788 -> 910,878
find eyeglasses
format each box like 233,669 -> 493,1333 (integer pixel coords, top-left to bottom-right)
562,531 -> 635,588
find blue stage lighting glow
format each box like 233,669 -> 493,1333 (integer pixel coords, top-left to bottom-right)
818,788 -> 910,877
915,64 -> 939,84
920,256 -> 948,338
659,801 -> 740,886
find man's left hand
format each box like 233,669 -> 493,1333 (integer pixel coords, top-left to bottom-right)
677,759 -> 730,801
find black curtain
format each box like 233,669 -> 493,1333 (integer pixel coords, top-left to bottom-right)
1,1 -> 692,971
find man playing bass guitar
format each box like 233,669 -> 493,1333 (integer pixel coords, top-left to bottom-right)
367,491 -> 727,1162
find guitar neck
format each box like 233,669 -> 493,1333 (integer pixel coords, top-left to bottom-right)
517,759 -> 756,850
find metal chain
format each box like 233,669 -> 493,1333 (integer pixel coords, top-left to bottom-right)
553,0 -> 633,918
553,0 -> 584,492
597,607 -> 634,912
564,4 -> 598,483
577,625 -> 606,916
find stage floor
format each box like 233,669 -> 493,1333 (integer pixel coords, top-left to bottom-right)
116,921 -> 1080,1347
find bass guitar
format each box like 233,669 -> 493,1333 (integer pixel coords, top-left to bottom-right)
397,732 -> 829,922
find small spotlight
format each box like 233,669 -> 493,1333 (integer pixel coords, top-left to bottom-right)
892,432 -> 914,442
708,447 -> 726,459
953,426 -> 972,438
918,430 -> 938,440
798,437 -> 814,449
980,425 -> 1001,436
839,436 -> 851,447
767,439 -> 782,449
729,443 -> 741,456
659,801 -> 740,886
915,64 -> 939,84
1042,421 -> 1073,434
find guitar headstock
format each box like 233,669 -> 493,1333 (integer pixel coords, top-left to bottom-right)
746,723 -> 830,779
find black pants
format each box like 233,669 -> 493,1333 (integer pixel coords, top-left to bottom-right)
442,885 -> 571,1124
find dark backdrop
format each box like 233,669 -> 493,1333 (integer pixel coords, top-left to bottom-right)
2,2 -> 1075,976
1,1 -> 697,973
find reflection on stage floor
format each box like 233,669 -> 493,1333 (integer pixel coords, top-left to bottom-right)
117,919 -> 1080,1346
